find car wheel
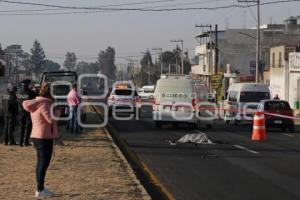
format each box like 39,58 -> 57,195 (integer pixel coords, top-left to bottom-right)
234,119 -> 240,125
289,125 -> 295,133
206,124 -> 213,129
155,121 -> 162,129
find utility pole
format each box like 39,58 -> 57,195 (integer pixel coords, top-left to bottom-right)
238,0 -> 260,83
215,24 -> 219,75
152,48 -> 163,76
147,57 -> 150,85
170,40 -> 184,74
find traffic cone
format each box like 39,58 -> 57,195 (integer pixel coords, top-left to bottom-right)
252,112 -> 266,141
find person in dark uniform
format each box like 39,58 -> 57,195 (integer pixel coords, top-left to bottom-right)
17,79 -> 36,146
2,84 -> 19,145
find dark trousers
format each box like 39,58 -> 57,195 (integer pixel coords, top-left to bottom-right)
32,139 -> 53,191
19,114 -> 32,146
3,115 -> 16,145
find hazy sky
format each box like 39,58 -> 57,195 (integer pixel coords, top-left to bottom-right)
1,0 -> 300,64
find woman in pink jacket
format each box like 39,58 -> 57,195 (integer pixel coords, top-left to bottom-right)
23,82 -> 59,198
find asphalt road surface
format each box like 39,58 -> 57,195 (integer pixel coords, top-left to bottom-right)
108,108 -> 300,200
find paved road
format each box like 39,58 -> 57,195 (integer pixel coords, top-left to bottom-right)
108,108 -> 300,200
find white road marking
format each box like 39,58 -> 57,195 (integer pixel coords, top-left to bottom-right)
283,133 -> 294,137
234,145 -> 259,154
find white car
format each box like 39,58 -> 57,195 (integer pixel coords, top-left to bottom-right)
107,88 -> 141,117
152,75 -> 214,128
139,85 -> 155,102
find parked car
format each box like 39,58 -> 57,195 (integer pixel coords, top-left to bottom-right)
107,85 -> 141,117
153,74 -> 213,129
258,100 -> 295,132
139,85 -> 155,102
223,83 -> 271,124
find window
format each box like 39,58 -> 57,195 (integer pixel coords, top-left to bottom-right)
113,89 -> 135,96
272,52 -> 275,68
228,91 -> 238,102
240,92 -> 270,102
265,101 -> 291,111
279,52 -> 282,67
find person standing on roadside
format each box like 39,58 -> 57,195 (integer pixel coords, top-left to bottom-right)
67,83 -> 81,134
23,82 -> 60,198
2,84 -> 18,146
17,79 -> 36,147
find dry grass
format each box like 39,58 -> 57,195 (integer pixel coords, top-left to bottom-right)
0,110 -> 150,200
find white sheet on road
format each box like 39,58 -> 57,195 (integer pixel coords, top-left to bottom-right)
169,133 -> 214,145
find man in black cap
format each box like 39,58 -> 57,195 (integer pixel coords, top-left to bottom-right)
2,84 -> 18,145
17,79 -> 36,146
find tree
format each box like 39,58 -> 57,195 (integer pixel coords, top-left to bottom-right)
0,43 -> 4,56
63,52 -> 77,71
98,46 -> 116,80
138,50 -> 155,85
44,59 -> 61,72
30,40 -> 45,81
76,61 -> 99,75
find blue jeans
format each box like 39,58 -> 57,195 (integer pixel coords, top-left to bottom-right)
69,105 -> 79,134
32,139 -> 53,191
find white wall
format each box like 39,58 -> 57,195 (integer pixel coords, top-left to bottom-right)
289,53 -> 300,108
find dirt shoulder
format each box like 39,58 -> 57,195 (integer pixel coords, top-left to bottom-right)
0,110 -> 150,200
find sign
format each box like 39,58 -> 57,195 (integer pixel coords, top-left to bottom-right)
211,74 -> 223,89
249,61 -> 256,76
289,53 -> 300,72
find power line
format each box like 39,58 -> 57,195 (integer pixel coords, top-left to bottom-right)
0,0 -> 176,13
0,0 -> 298,15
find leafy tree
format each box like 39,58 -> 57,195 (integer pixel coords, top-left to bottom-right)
63,52 -> 77,71
98,46 -> 116,80
30,40 -> 45,81
76,61 -> 99,75
0,43 -> 4,56
139,50 -> 154,85
44,59 -> 61,72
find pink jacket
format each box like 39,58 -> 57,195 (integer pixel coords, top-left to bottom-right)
23,97 -> 59,139
67,89 -> 81,106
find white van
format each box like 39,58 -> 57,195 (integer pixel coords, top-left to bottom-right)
153,75 -> 214,128
223,83 -> 271,124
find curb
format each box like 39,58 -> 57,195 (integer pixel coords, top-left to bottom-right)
91,106 -> 175,200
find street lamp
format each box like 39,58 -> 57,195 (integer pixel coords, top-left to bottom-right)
152,48 -> 163,75
170,39 -> 184,75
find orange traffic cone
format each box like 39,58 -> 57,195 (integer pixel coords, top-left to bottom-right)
252,112 -> 266,141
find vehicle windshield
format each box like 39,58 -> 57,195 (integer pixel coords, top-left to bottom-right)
52,85 -> 71,96
143,90 -> 154,93
240,92 -> 270,102
43,75 -> 76,83
265,101 -> 291,110
113,89 -> 137,96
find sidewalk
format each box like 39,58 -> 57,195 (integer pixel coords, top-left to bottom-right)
0,108 -> 150,200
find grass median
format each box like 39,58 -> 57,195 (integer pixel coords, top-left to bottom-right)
0,107 -> 150,200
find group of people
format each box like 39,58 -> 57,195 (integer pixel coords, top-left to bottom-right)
2,79 -> 36,146
1,80 -> 82,198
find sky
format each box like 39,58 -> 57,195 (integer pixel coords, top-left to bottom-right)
0,0 -> 300,65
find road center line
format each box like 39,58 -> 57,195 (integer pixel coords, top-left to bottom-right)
283,133 -> 294,137
233,145 -> 259,154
